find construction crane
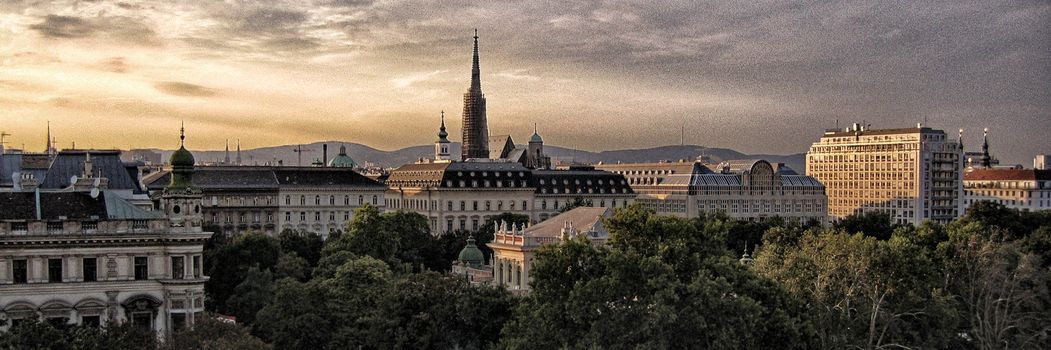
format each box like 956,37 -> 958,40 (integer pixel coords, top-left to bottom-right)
292,144 -> 314,167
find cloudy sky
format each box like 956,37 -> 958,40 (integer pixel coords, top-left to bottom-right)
1,0 -> 1048,163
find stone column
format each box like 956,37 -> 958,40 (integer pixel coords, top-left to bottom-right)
0,257 -> 8,283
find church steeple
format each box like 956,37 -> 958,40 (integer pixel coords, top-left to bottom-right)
236,139 -> 241,165
980,128 -> 991,168
471,29 -> 481,93
461,29 -> 489,160
436,111 -> 451,161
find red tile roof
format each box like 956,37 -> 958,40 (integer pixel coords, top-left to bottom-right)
964,169 -> 1051,181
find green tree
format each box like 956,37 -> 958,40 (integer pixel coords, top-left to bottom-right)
557,197 -> 592,213
501,205 -> 812,349
278,229 -> 324,268
0,319 -> 157,350
754,230 -> 957,349
274,253 -> 311,281
204,231 -> 281,313
163,313 -> 271,350
226,266 -> 274,326
834,211 -> 897,240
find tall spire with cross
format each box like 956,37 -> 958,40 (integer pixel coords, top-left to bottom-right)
461,29 -> 489,160
980,127 -> 991,168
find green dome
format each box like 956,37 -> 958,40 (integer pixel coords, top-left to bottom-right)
170,146 -> 195,167
529,132 -> 543,143
457,237 -> 484,267
328,145 -> 357,168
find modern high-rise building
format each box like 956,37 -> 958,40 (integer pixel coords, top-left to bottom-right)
806,124 -> 963,225
461,30 -> 489,160
1035,154 -> 1049,170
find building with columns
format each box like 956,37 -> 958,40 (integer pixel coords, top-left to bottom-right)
806,124 -> 963,225
0,128 -> 210,338
488,207 -> 611,294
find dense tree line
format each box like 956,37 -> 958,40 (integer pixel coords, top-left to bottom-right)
201,201 -> 1051,349
6,201 -> 1047,349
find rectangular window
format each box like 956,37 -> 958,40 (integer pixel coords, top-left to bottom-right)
131,312 -> 152,330
48,258 -> 63,283
13,259 -> 27,284
172,313 -> 187,332
82,315 -> 101,327
83,258 -> 97,282
134,257 -> 148,280
171,256 -> 185,280
81,221 -> 98,231
472,219 -> 479,231
447,219 -> 453,232
192,256 -> 202,278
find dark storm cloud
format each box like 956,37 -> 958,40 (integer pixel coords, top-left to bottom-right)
29,15 -> 94,38
28,14 -> 160,45
154,82 -> 217,97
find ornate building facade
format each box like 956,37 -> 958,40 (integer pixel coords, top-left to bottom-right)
0,128 -> 210,338
597,159 -> 827,223
144,166 -> 385,237
487,207 -> 611,294
806,124 -> 963,225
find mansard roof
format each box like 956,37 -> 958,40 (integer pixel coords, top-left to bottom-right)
143,166 -> 383,191
0,191 -> 158,221
532,169 -> 634,195
273,168 -> 384,187
40,150 -> 144,193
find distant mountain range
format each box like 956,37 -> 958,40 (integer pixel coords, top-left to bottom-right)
149,142 -> 807,173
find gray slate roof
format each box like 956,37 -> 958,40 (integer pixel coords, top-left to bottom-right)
40,150 -> 144,193
0,191 -> 158,221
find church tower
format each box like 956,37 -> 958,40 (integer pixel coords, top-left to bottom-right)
980,128 -> 992,168
461,30 -> 489,160
162,124 -> 204,233
526,123 -> 549,169
435,111 -> 452,162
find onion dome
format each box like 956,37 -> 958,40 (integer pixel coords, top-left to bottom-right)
457,237 -> 484,267
436,111 -> 450,143
167,124 -> 197,191
328,144 -> 357,168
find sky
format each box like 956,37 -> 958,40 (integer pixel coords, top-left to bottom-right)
0,0 -> 1048,164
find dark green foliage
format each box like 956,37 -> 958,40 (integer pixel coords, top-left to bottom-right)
274,253 -> 311,281
0,319 -> 157,350
834,211 -> 898,240
557,197 -> 592,213
204,231 -> 281,314
163,313 -> 270,350
226,267 -> 274,326
278,229 -> 324,268
323,204 -> 438,272
501,204 -> 812,349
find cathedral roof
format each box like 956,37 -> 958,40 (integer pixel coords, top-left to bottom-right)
328,145 -> 357,168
